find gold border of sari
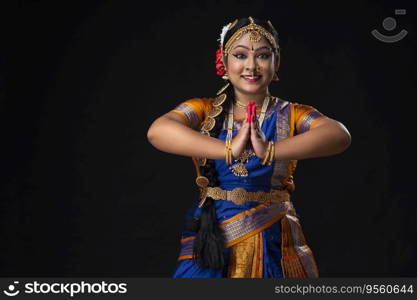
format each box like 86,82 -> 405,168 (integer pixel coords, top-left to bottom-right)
227,231 -> 263,278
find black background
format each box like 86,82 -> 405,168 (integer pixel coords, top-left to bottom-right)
1,0 -> 416,277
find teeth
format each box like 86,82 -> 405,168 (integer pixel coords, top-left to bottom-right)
243,76 -> 260,79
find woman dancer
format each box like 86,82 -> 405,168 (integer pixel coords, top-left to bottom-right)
147,17 -> 351,278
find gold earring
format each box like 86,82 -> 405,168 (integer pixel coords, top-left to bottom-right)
272,72 -> 279,82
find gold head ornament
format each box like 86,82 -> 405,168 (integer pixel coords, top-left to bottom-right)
222,16 -> 279,56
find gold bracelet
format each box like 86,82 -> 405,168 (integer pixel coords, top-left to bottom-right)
268,141 -> 275,165
228,140 -> 233,164
261,141 -> 275,166
261,142 -> 271,165
225,139 -> 233,164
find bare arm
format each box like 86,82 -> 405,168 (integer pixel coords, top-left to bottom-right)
273,117 -> 351,161
147,112 -> 226,159
148,111 -> 351,161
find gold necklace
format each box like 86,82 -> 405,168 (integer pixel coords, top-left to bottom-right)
234,99 -> 261,109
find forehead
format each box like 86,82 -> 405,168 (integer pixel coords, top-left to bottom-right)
230,32 -> 272,50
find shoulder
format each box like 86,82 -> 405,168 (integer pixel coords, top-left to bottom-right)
287,100 -> 328,133
170,97 -> 215,128
292,101 -> 319,113
270,97 -> 328,134
290,101 -> 325,120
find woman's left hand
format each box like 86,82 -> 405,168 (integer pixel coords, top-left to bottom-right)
250,118 -> 268,159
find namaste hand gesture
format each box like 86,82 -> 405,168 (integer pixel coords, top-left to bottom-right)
231,101 -> 268,160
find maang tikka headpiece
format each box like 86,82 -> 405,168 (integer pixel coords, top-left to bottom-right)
219,16 -> 279,56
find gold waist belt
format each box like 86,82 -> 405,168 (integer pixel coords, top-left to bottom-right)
199,186 -> 290,207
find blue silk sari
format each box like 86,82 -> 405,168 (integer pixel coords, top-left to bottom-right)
172,98 -> 320,278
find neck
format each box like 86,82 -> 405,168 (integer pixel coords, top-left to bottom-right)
233,88 -> 270,107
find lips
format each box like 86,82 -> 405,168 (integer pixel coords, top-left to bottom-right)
241,75 -> 262,82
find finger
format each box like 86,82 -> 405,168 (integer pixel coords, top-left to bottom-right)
251,122 -> 265,141
247,102 -> 253,123
250,121 -> 258,137
249,120 -> 257,133
255,118 -> 260,130
254,118 -> 264,136
251,104 -> 256,123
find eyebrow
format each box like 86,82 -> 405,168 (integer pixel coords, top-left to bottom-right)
232,45 -> 272,51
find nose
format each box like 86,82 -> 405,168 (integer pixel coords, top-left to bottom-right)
245,55 -> 259,73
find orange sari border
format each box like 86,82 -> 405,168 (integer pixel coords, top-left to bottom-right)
180,236 -> 196,243
177,254 -> 193,261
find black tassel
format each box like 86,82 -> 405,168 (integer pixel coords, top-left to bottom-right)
192,197 -> 225,269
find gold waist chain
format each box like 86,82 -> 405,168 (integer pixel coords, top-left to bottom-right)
199,186 -> 290,207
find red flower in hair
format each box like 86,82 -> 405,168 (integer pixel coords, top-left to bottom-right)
215,45 -> 226,76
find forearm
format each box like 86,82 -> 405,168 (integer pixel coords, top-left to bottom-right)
147,117 -> 225,159
274,122 -> 351,161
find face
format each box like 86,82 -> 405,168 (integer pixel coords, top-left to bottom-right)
223,32 -> 278,96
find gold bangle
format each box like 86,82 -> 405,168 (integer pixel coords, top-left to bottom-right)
267,141 -> 275,165
263,143 -> 270,165
224,140 -> 229,164
229,140 -> 233,164
261,141 -> 275,166
225,139 -> 233,164
261,142 -> 270,165
228,141 -> 233,164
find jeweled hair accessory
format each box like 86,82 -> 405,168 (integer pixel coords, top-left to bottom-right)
222,16 -> 279,56
217,19 -> 238,46
218,22 -> 231,46
215,46 -> 226,76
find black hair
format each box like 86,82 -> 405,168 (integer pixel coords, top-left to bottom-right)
186,17 -> 280,270
189,86 -> 233,269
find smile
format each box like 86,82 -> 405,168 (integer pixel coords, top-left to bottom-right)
241,75 -> 262,83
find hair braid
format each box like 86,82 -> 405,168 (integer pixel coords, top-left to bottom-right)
188,85 -> 234,269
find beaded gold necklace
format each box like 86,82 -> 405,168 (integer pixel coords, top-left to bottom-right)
234,99 -> 261,109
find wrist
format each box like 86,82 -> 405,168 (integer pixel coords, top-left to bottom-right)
225,139 -> 233,164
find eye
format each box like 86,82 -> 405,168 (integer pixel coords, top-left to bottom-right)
257,53 -> 272,59
232,53 -> 247,59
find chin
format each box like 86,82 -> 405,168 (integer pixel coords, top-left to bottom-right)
241,85 -> 267,95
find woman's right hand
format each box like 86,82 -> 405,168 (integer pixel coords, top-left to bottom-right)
231,119 -> 251,160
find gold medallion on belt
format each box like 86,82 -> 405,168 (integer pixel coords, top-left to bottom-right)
198,186 -> 289,207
